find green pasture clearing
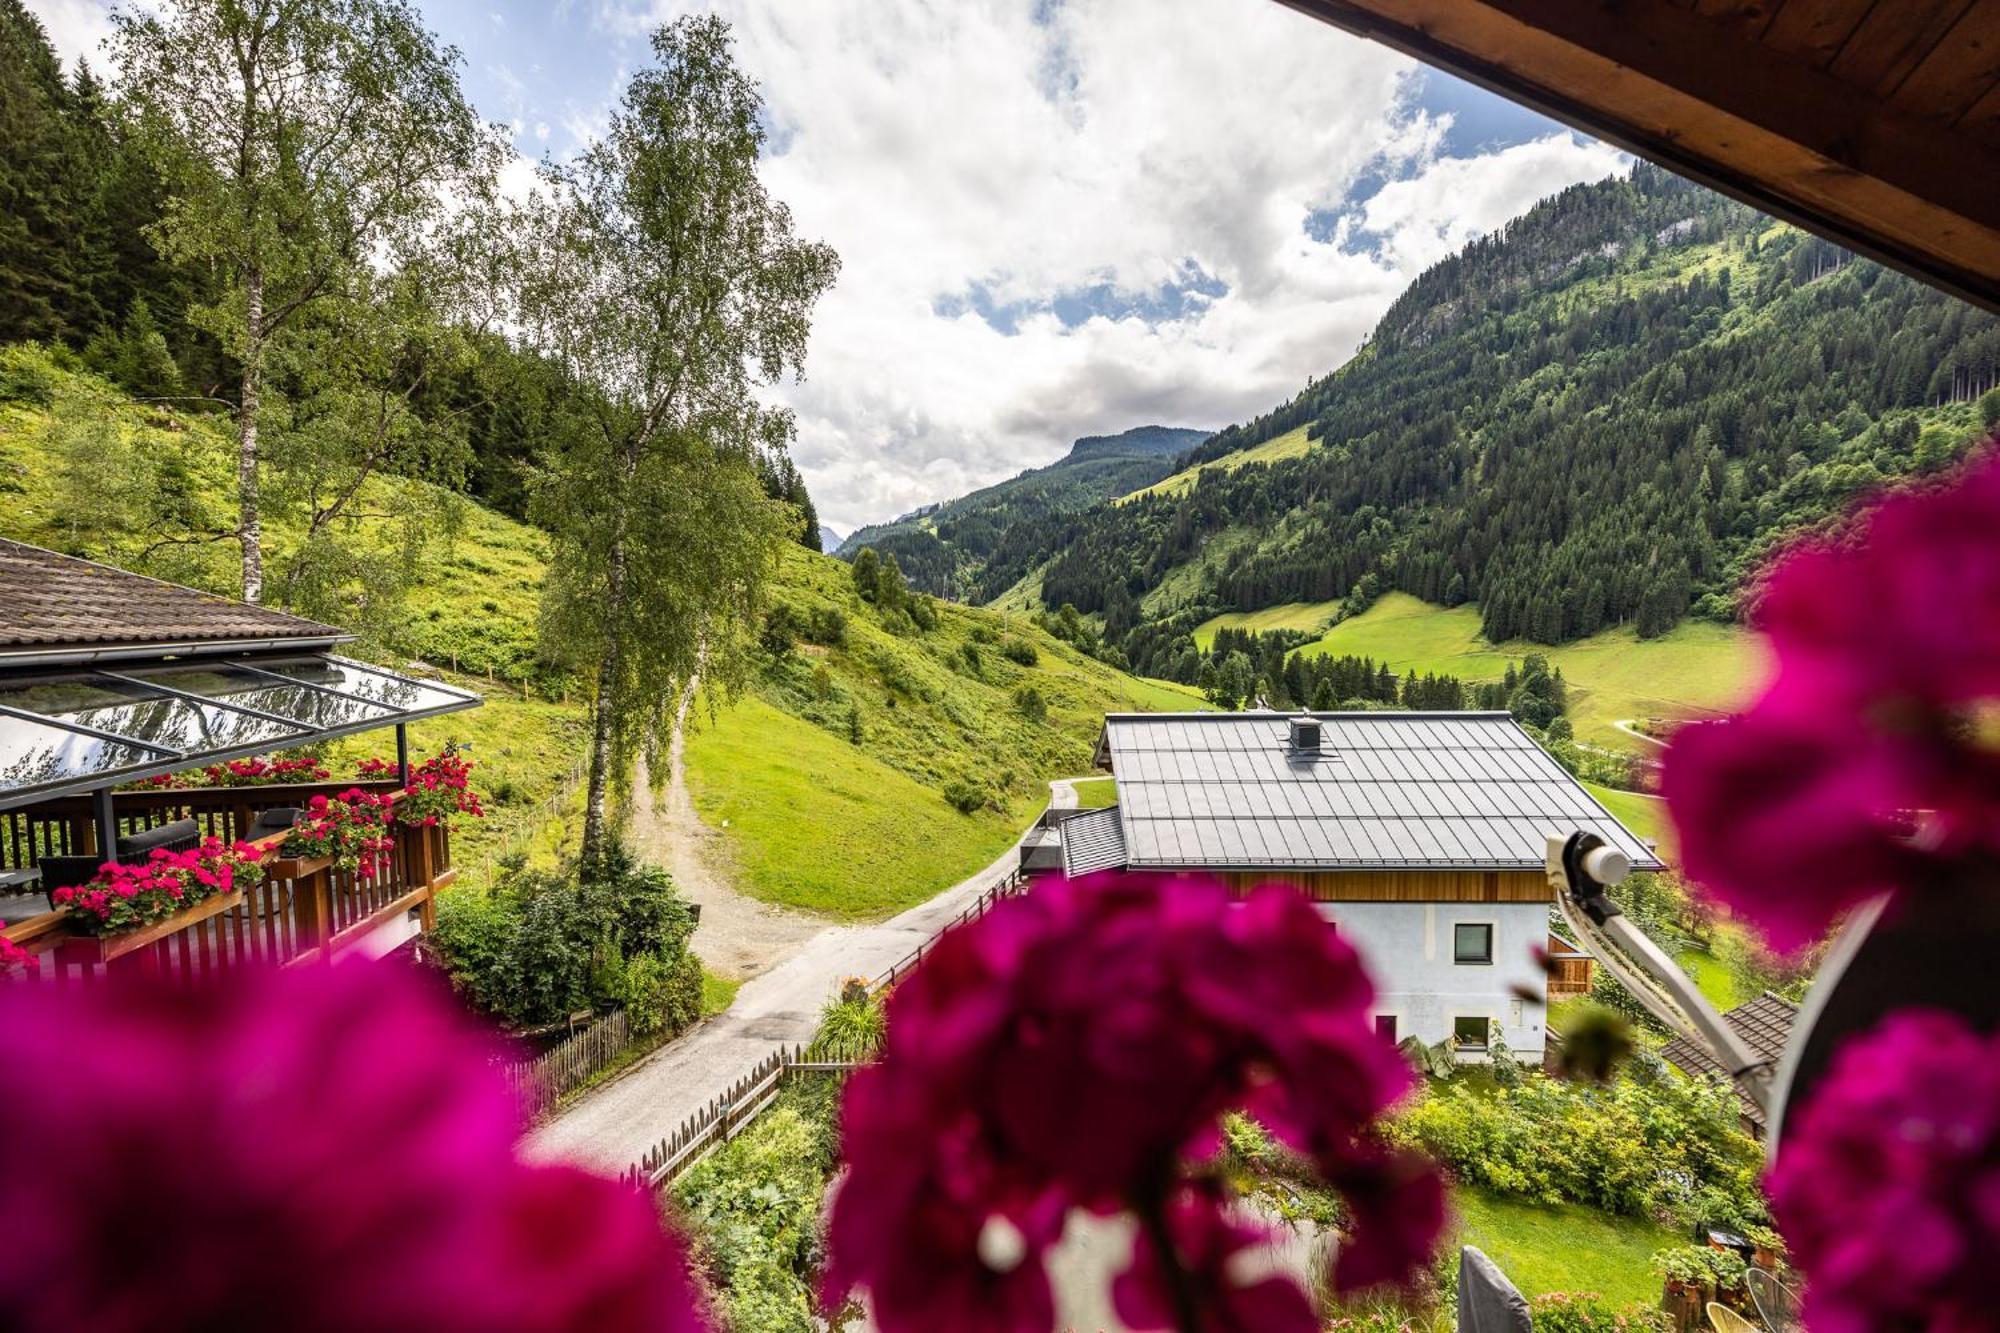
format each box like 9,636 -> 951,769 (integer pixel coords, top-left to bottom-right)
701,972 -> 743,1016
1453,1187 -> 1678,1306
1583,782 -> 1674,862
1294,593 -> 1764,751
1122,423 -> 1317,502
681,695 -> 1031,919
1191,599 -> 1342,652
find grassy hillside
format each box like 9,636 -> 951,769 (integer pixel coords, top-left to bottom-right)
1191,598 -> 1342,651
1583,782 -> 1674,860
0,351 -> 585,879
1122,422 -> 1315,502
682,543 -> 1205,916
1295,593 -> 1765,751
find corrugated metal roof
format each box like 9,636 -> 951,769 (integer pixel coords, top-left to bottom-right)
1059,805 -> 1128,877
1097,711 -> 1665,872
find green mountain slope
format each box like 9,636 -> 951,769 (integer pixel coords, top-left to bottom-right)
0,353 -> 1204,915
966,165 -> 1996,689
683,542 -> 1203,917
833,424 -> 1208,598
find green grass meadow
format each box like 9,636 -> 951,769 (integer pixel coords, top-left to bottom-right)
1191,599 -> 1343,652
1071,777 -> 1118,808
681,695 -> 1031,918
1453,1187 -> 1679,1306
1295,593 -> 1765,751
1122,423 -> 1318,502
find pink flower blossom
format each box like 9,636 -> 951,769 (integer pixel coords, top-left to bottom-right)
0,962 -> 713,1332
1113,1182 -> 1316,1333
1767,1009 -> 2000,1333
1665,446 -> 2000,952
824,874 -> 1439,1333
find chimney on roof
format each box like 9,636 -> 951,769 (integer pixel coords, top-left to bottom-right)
1287,714 -> 1321,755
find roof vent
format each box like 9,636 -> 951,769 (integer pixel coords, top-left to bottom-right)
1287,715 -> 1322,754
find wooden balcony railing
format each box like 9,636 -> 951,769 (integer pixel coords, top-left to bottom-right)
1546,932 -> 1595,996
1,781 -> 454,983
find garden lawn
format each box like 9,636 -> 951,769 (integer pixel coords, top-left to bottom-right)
1294,593 -> 1765,752
682,695 -> 1032,919
1676,946 -> 1752,1011
1072,777 -> 1117,808
1453,1186 -> 1677,1306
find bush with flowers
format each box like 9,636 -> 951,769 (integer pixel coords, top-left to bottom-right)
1662,445 -> 2000,1331
51,838 -> 263,936
128,755 -> 331,790
277,790 -> 396,877
0,936 -> 37,978
1526,1291 -> 1670,1333
389,747 -> 485,829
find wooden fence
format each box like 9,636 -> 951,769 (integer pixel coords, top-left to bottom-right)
621,872 -> 1027,1192
507,1009 -> 631,1117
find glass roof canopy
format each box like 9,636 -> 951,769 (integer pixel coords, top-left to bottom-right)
0,653 -> 480,810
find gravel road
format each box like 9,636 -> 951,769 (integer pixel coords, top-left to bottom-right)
528,777 -> 1079,1174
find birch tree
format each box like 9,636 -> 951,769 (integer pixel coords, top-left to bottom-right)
110,0 -> 500,602
519,15 -> 837,865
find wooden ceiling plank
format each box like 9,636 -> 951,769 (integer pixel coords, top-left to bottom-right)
1892,0 -> 2000,125
1959,73 -> 2000,134
1692,0 -> 1782,34
1762,0 -> 1883,69
1828,0 -> 1978,94
1271,0 -> 2000,311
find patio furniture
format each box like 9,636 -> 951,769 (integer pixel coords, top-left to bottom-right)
245,807 -> 303,840
1745,1271 -> 1801,1333
1707,1302 -> 1762,1333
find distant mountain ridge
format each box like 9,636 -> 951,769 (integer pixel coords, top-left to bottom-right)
970,162 -> 1998,687
832,425 -> 1209,597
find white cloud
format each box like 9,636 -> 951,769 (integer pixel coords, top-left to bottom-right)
30,0 -> 116,72
591,0 -> 1625,531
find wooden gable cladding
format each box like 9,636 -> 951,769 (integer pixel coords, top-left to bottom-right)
1272,0 -> 2000,313
1209,869 -> 1553,903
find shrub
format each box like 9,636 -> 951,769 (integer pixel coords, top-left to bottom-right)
427,838 -> 702,1033
942,778 -> 986,814
621,950 -> 705,1037
760,604 -> 799,656
1012,684 -> 1048,722
804,606 -> 847,647
673,1084 -> 840,1333
958,641 -> 983,675
1528,1292 -> 1671,1332
0,344 -> 61,405
999,636 -> 1038,666
810,990 -> 886,1063
1387,1068 -> 1765,1228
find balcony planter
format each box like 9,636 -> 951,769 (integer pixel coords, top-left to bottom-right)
57,889 -> 244,965
261,854 -> 333,881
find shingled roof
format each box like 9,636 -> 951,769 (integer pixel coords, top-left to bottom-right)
0,540 -> 346,662
1662,992 -> 1798,1134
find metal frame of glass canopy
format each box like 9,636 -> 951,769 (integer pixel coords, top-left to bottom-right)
0,653 -> 481,821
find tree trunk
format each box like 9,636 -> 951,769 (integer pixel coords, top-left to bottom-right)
237,266 -> 265,604
579,534 -> 629,866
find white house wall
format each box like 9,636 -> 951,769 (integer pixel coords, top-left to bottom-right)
1319,900 -> 1549,1058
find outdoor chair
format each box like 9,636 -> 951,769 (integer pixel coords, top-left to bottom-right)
1745,1270 -> 1801,1332
1707,1302 -> 1763,1333
37,817 -> 202,908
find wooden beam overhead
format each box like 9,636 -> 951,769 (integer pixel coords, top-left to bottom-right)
1272,0 -> 2000,312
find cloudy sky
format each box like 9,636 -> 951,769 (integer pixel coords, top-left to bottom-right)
33,0 -> 1627,535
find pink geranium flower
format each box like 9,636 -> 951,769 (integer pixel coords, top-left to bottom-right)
0,962 -> 713,1332
1767,1010 -> 2000,1333
824,874 -> 1440,1333
1665,445 -> 2000,952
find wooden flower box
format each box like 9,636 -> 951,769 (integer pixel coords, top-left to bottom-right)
57,890 -> 245,965
260,854 -> 333,881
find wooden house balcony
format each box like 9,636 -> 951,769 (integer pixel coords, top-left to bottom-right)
0,779 -> 457,982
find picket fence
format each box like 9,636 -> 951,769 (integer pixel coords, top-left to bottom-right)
622,872 -> 1027,1193
508,1008 -> 632,1117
